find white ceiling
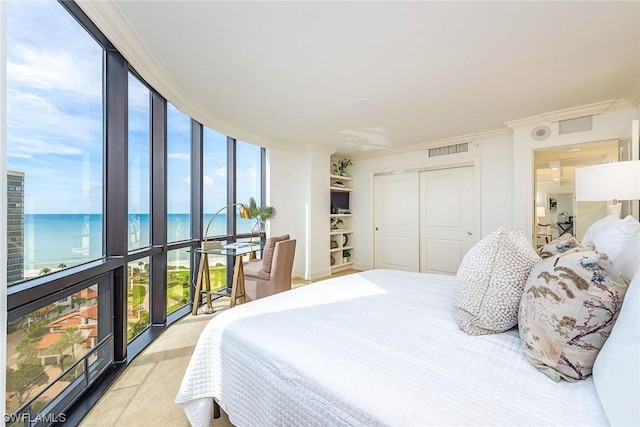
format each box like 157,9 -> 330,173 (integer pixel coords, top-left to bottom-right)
79,1 -> 640,158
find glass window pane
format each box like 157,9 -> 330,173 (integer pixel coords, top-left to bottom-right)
6,284 -> 103,417
6,0 -> 104,284
127,257 -> 150,342
236,141 -> 262,235
167,103 -> 191,243
167,248 -> 191,315
203,128 -> 227,238
128,73 -> 151,250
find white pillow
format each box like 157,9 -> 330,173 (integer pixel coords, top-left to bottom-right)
582,215 -> 640,280
453,227 -> 541,335
592,265 -> 640,426
581,215 -> 618,244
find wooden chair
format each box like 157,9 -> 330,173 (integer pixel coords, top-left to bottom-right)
243,235 -> 296,302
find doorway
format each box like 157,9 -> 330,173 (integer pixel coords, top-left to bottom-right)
533,140 -> 619,245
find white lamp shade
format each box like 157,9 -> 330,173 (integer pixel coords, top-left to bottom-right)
575,160 -> 640,201
536,206 -> 546,218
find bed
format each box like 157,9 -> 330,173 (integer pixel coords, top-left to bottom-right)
175,268 -> 626,427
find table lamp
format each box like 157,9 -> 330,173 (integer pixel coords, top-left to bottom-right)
202,203 -> 251,250
575,160 -> 640,218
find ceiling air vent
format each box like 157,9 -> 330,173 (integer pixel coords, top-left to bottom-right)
558,116 -> 593,135
428,143 -> 469,157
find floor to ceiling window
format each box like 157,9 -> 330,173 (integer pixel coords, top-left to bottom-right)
167,103 -> 192,244
6,0 -> 104,285
203,128 -> 228,239
236,140 -> 264,236
127,73 -> 151,252
4,1 -> 266,423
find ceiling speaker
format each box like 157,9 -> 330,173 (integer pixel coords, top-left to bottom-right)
531,125 -> 551,141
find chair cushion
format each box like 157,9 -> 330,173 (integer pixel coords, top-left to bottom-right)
243,259 -> 271,281
262,234 -> 289,273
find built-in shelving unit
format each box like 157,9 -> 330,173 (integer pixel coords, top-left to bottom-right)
330,174 -> 353,273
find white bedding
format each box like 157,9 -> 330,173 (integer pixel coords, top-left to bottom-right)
176,269 -> 608,426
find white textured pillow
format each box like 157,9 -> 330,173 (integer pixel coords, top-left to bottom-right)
584,215 -> 640,280
592,265 -> 640,426
453,227 -> 541,335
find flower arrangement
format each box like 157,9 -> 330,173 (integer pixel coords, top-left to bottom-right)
332,158 -> 353,176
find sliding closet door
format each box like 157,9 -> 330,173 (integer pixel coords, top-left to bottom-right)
374,172 -> 419,271
419,166 -> 475,274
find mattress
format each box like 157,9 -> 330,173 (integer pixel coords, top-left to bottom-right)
175,269 -> 607,426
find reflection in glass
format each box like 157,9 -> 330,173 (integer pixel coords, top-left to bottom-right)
127,257 -> 150,341
203,128 -> 228,238
5,285 -> 101,416
128,73 -> 151,250
6,0 -> 104,284
236,141 -> 262,235
167,248 -> 191,314
167,103 -> 191,242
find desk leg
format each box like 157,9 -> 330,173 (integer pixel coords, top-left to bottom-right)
192,253 -> 206,316
203,255 -> 213,314
230,256 -> 247,308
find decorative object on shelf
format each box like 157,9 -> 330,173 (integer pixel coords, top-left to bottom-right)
342,249 -> 351,261
332,158 -> 353,177
242,196 -> 277,237
330,217 -> 345,230
330,255 -> 335,266
203,203 -> 251,250
342,234 -> 348,246
330,240 -> 338,249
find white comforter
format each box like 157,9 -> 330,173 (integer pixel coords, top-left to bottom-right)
176,269 -> 607,426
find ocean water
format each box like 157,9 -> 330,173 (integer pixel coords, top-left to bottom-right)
20,213 -> 254,272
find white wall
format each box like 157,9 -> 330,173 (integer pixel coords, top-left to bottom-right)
512,104 -> 639,237
268,146 -> 332,280
349,132 -> 513,271
267,102 -> 639,278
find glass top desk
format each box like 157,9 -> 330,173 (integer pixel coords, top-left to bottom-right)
192,243 -> 264,315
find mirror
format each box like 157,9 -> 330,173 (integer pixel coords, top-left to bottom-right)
533,140 -> 620,247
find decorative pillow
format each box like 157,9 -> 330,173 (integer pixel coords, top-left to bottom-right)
538,233 -> 579,259
453,227 -> 541,335
262,234 -> 289,273
585,215 -> 640,281
592,265 -> 640,426
581,215 -> 618,245
518,244 -> 629,382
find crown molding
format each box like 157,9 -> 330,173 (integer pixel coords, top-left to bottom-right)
625,75 -> 640,107
505,99 -> 620,130
540,99 -> 616,122
351,127 -> 512,161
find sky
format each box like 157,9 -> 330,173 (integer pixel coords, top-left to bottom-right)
7,0 -> 262,215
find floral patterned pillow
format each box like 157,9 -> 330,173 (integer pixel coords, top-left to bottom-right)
518,244 -> 629,382
537,233 -> 579,259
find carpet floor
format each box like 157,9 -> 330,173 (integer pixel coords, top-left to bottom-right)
80,270 -> 357,427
